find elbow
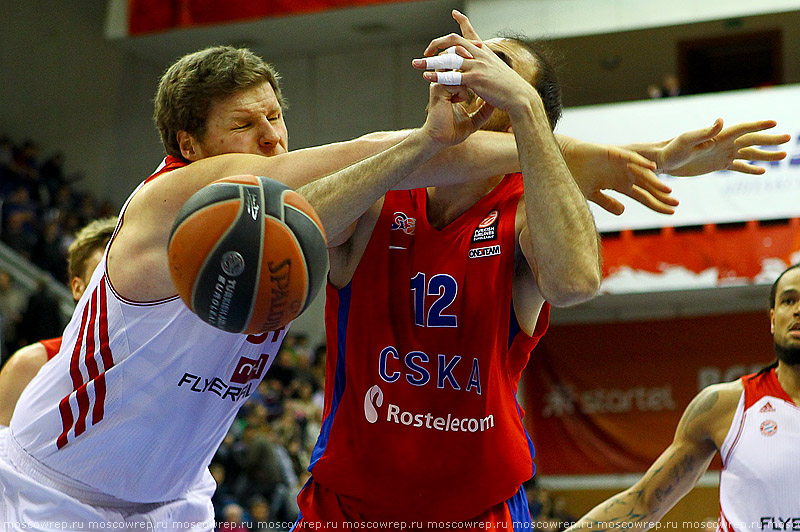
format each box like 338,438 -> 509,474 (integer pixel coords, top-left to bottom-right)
542,269 -> 601,308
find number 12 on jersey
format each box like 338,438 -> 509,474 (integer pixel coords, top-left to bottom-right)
410,272 -> 458,327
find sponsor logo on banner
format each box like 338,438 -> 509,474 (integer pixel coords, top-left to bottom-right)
541,383 -> 678,417
468,245 -> 501,259
472,210 -> 499,242
391,212 -> 415,235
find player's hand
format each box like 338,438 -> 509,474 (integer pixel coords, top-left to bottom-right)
561,137 -> 678,215
412,11 -> 538,115
657,118 -> 790,176
421,82 -> 495,147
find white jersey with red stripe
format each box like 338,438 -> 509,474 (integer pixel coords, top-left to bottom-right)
718,368 -> 800,532
8,158 -> 288,503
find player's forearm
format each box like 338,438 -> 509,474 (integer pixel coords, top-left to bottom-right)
297,129 -> 445,239
514,101 -> 601,306
398,130 -> 519,188
407,132 -> 633,193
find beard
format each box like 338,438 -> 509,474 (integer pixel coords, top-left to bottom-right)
774,342 -> 800,365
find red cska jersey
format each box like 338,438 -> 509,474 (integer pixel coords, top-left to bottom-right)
307,173 -> 549,521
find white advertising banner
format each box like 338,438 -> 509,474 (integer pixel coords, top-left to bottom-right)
557,84 -> 800,232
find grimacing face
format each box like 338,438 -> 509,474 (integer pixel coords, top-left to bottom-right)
770,267 -> 800,365
179,81 -> 288,161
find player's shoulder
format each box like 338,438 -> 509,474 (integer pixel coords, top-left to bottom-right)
692,380 -> 743,417
680,380 -> 742,444
3,343 -> 49,379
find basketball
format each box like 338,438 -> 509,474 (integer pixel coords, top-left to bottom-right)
167,175 -> 328,334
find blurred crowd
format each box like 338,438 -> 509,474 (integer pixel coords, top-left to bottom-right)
0,135 -> 116,278
0,135 -> 112,359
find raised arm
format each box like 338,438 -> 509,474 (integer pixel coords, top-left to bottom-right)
421,11 -> 601,307
566,382 -> 740,532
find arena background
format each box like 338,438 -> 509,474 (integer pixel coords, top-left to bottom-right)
1,0 -> 799,525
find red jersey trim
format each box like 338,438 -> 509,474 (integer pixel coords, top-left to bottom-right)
144,155 -> 188,184
40,337 -> 63,361
742,367 -> 795,409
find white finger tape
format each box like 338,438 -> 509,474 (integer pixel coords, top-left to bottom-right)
445,46 -> 458,54
436,71 -> 462,85
424,53 -> 464,70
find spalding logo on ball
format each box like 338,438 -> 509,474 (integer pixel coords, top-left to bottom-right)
167,175 -> 328,334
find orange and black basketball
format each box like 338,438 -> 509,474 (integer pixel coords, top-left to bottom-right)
167,175 -> 328,334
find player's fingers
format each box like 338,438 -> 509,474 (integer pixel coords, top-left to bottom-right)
719,120 -> 779,140
632,182 -> 679,209
733,132 -> 791,149
622,150 -> 657,171
424,33 -> 479,57
590,191 -> 625,216
452,9 -> 482,42
679,118 -> 724,147
447,84 -> 472,103
737,146 -> 788,161
469,100 -> 495,129
423,71 -> 462,85
628,163 -> 675,196
728,160 -> 767,175
417,53 -> 465,71
627,185 -> 677,215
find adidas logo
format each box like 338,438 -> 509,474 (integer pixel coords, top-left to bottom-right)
760,402 -> 776,413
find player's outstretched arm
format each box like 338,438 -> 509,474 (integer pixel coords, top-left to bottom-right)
565,383 -> 738,532
407,132 -> 681,218
624,118 -> 790,177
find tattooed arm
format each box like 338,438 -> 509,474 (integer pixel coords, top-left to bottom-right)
565,381 -> 743,532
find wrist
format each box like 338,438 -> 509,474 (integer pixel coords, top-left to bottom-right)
408,127 -> 450,158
